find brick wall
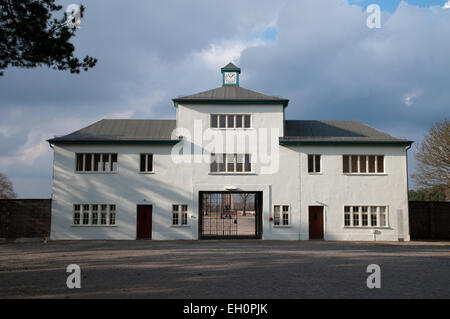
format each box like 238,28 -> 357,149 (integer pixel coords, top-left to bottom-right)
0,199 -> 51,239
409,201 -> 450,240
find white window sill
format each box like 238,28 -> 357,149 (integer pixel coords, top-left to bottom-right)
75,171 -> 119,174
171,225 -> 190,228
72,225 -> 118,227
343,226 -> 390,229
273,225 -> 292,228
210,128 -> 254,130
308,172 -> 323,175
343,173 -> 387,176
209,172 -> 256,175
139,172 -> 155,174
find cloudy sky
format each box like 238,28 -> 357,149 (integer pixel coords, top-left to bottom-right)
1,0 -> 449,197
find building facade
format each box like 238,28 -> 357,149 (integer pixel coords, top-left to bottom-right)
48,63 -> 412,241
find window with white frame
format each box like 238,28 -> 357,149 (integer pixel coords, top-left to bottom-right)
342,155 -> 384,174
73,204 -> 81,225
274,205 -> 290,226
110,205 -> 116,225
344,206 -> 351,226
210,153 -> 252,173
92,204 -> 98,225
140,153 -> 153,172
211,114 -> 251,129
172,204 -> 188,226
76,153 -> 118,172
73,204 -> 116,226
344,205 -> 388,227
82,204 -> 89,225
101,204 -> 107,225
308,154 -> 321,173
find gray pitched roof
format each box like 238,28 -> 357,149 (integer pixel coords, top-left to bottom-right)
221,62 -> 241,73
173,86 -> 289,106
281,120 -> 412,145
48,119 -> 178,144
47,119 -> 412,146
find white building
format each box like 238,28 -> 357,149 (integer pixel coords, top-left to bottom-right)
48,63 -> 412,241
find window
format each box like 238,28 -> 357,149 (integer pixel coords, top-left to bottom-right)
245,154 -> 252,172
362,206 -> 368,226
211,114 -> 251,129
109,205 -> 116,225
282,206 -> 290,225
380,206 -> 387,227
344,206 -> 351,226
82,204 -> 90,225
308,154 -> 321,173
181,205 -> 188,225
353,206 -> 359,226
343,155 -> 384,174
140,153 -> 153,172
172,204 -> 188,226
76,153 -> 118,172
73,204 -> 80,225
92,204 -> 98,225
274,205 -> 280,225
210,153 -> 252,173
172,205 -> 179,225
73,204 -> 116,226
274,205 -> 290,226
370,206 -> 378,226
101,205 -> 107,225
211,115 -> 218,128
344,206 -> 387,227
236,115 -> 242,128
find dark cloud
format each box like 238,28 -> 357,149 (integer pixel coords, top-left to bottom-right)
0,0 -> 448,196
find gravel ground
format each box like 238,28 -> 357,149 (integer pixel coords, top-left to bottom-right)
0,240 -> 449,299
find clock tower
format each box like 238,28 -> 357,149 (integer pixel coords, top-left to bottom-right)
221,62 -> 240,86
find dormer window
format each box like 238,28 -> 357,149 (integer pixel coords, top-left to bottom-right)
211,114 -> 251,129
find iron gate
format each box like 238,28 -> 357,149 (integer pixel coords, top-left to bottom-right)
199,191 -> 262,239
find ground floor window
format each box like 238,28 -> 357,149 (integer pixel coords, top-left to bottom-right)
344,205 -> 388,227
73,204 -> 116,226
172,204 -> 188,226
274,205 -> 290,226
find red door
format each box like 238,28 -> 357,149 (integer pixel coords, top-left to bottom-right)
309,206 -> 324,239
137,205 -> 152,239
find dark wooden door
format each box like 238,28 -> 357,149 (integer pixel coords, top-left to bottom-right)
309,206 -> 324,239
137,205 -> 152,239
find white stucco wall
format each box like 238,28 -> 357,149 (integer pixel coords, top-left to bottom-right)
50,103 -> 410,241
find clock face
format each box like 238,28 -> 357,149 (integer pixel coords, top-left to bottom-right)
224,72 -> 237,84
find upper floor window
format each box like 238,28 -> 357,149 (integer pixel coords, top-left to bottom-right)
211,114 -> 251,129
140,153 -> 153,173
210,153 -> 252,173
308,154 -> 321,173
343,155 -> 384,174
76,153 -> 118,172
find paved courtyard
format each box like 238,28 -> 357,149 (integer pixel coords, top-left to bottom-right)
0,240 -> 449,298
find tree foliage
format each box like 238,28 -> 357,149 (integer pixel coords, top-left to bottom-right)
408,186 -> 445,202
412,119 -> 450,200
0,172 -> 17,199
0,0 -> 96,75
